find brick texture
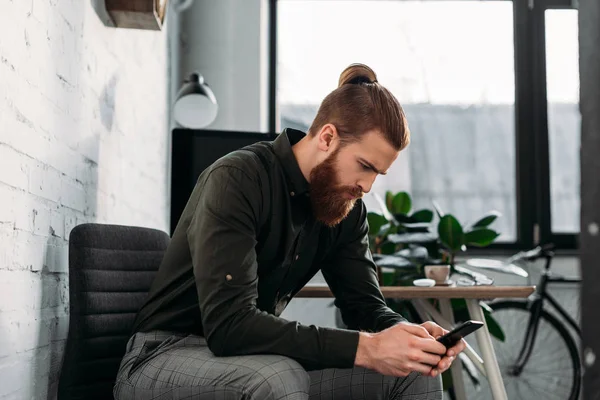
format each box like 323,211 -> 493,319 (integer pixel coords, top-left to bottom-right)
0,1 -> 168,399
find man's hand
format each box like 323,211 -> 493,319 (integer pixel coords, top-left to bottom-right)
420,321 -> 467,377
355,322 -> 447,377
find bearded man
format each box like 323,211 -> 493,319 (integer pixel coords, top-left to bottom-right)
114,64 -> 465,400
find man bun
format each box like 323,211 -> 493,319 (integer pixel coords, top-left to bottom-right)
338,63 -> 378,88
310,62 -> 409,152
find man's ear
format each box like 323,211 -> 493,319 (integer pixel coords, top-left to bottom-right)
316,124 -> 338,152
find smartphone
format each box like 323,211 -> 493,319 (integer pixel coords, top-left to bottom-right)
437,320 -> 484,348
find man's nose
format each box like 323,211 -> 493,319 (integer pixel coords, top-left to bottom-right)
358,177 -> 375,194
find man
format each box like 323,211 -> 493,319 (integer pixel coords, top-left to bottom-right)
114,64 -> 465,400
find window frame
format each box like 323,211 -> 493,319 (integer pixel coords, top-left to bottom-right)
268,0 -> 580,251
530,0 -> 579,251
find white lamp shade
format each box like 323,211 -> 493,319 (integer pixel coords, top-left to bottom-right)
173,94 -> 218,128
173,73 -> 219,128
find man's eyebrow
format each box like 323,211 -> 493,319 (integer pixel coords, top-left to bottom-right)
359,158 -> 387,175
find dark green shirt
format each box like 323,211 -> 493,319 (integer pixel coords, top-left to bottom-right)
132,128 -> 406,370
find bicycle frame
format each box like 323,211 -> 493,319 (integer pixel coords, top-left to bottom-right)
509,253 -> 581,375
544,276 -> 581,338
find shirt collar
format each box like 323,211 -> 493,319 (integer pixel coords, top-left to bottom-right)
272,128 -> 310,197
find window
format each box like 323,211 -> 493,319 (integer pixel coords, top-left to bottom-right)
271,0 -> 580,250
545,9 -> 580,234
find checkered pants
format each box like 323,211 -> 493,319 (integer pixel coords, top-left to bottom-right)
113,331 -> 442,400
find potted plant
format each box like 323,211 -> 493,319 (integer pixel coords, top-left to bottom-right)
366,191 -> 438,284
367,191 -> 502,284
434,201 -> 501,272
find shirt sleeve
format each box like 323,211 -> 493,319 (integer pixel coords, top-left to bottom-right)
320,201 -> 408,332
186,164 -> 359,370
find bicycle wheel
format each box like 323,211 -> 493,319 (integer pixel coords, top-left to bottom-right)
463,300 -> 581,400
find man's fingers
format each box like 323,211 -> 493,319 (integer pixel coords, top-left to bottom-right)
417,337 -> 447,355
406,362 -> 435,375
416,351 -> 442,367
437,355 -> 455,371
447,338 -> 467,357
421,321 -> 446,338
401,324 -> 434,339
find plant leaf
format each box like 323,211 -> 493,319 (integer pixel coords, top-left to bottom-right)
479,301 -> 494,314
451,298 -> 468,311
391,192 -> 412,215
403,222 -> 432,233
438,214 -> 464,252
393,213 -> 415,224
411,209 -> 434,223
394,245 -> 430,264
453,308 -> 471,322
374,254 -> 415,269
383,224 -> 398,236
388,232 -> 438,244
464,229 -> 500,247
432,200 -> 445,219
385,191 -> 395,212
367,212 -> 388,236
374,193 -> 395,222
483,308 -> 505,342
451,300 -> 504,341
380,241 -> 397,255
471,210 -> 502,228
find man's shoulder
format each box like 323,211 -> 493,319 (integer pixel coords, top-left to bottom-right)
208,142 -> 275,179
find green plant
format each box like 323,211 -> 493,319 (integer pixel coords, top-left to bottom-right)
367,191 -> 437,256
434,201 -> 501,272
367,191 -> 502,276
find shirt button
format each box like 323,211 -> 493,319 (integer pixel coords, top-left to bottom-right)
295,255 -> 299,261
225,274 -> 233,281
290,191 -> 295,197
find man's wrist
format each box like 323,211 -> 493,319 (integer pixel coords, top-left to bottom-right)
355,331 -> 377,369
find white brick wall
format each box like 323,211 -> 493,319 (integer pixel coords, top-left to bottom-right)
0,1 -> 169,399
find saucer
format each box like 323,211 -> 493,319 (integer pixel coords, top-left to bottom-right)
413,278 -> 436,287
434,279 -> 455,287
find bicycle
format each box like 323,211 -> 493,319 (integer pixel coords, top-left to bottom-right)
463,244 -> 582,400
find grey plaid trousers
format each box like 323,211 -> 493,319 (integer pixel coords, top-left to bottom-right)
113,331 -> 443,400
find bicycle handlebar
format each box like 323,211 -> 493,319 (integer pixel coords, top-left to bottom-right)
506,243 -> 555,264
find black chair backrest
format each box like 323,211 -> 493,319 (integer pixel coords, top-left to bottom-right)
58,223 -> 170,400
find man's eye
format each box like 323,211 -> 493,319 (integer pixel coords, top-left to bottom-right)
360,163 -> 371,171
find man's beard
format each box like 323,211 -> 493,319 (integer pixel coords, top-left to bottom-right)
309,148 -> 363,227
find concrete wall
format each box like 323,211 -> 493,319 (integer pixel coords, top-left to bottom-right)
0,1 -> 168,399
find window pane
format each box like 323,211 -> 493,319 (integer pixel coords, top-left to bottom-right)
545,9 -> 580,234
278,1 -> 516,241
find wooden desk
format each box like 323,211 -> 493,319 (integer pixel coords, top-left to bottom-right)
297,285 -> 535,299
295,284 -> 536,400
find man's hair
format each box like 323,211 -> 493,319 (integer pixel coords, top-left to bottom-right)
308,63 -> 410,151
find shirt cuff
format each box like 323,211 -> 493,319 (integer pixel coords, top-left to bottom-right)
321,327 -> 360,368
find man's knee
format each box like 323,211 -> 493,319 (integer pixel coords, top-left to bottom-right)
391,372 -> 442,400
247,356 -> 310,400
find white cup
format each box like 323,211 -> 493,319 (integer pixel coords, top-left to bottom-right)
424,265 -> 451,284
